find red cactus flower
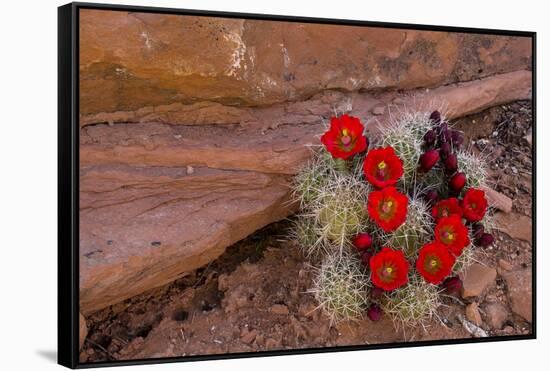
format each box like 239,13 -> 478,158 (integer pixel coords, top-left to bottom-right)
432,198 -> 462,221
449,172 -> 467,193
353,233 -> 373,251
462,188 -> 488,222
320,114 -> 368,160
367,186 -> 408,232
363,147 -> 404,188
435,215 -> 470,256
416,241 -> 455,284
419,149 -> 440,172
370,247 -> 409,291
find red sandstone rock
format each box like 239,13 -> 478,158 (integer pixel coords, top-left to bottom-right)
493,212 -> 533,243
79,9 -> 532,115
79,165 -> 294,314
465,303 -> 483,326
501,269 -> 532,322
79,313 -> 87,349
461,264 -> 497,298
484,302 -> 509,329
482,186 -> 513,213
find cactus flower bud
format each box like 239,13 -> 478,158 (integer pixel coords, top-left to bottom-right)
423,189 -> 439,206
450,130 -> 464,148
472,223 -> 485,240
439,123 -> 451,142
449,172 -> 466,193
367,304 -> 383,321
430,110 -> 441,124
439,141 -> 451,160
370,287 -> 384,300
360,251 -> 373,267
423,129 -> 437,146
476,233 -> 494,248
353,233 -> 373,251
444,153 -> 458,174
442,276 -> 462,296
419,149 -> 440,172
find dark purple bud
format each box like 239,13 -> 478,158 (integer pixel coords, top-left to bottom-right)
429,110 -> 441,124
450,130 -> 464,148
442,276 -> 462,296
370,287 -> 384,300
423,189 -> 439,206
360,251 -> 373,267
367,304 -> 383,321
439,142 -> 451,160
472,223 -> 484,240
476,233 -> 494,248
423,129 -> 437,146
440,127 -> 452,143
419,149 -> 440,172
444,153 -> 458,174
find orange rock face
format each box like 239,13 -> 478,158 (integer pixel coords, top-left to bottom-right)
78,9 -> 533,314
79,9 -> 531,115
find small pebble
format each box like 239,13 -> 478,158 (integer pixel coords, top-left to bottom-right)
186,165 -> 194,175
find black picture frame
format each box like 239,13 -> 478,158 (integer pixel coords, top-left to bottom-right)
58,2 -> 537,369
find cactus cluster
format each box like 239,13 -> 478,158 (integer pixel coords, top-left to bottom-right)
292,109 -> 494,327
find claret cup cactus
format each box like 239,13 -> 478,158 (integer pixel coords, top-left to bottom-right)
291,109 -> 494,327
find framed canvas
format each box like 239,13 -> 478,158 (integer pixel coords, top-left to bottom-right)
58,2 -> 536,368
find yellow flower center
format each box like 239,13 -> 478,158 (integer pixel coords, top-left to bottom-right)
448,233 -> 455,241
342,129 -> 349,136
378,161 -> 387,169
430,259 -> 438,267
386,267 -> 393,274
381,200 -> 393,214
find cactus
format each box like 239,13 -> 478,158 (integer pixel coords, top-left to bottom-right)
381,274 -> 442,329
456,149 -> 489,189
290,214 -> 326,259
313,172 -> 370,251
375,196 -> 434,259
452,243 -> 479,274
378,111 -> 435,189
309,252 -> 370,323
292,107 -> 494,331
293,148 -> 333,208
